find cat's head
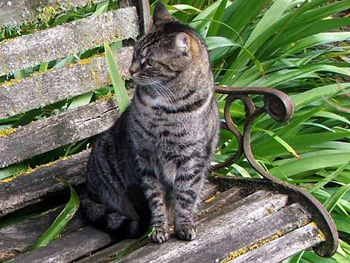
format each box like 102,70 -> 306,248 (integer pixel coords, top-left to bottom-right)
129,2 -> 207,86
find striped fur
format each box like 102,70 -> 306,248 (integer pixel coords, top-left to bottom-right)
81,2 -> 220,243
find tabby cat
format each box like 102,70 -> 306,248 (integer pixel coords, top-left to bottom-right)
81,2 -> 220,243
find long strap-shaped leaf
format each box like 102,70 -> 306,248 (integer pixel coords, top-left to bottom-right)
30,179 -> 80,250
104,41 -> 130,113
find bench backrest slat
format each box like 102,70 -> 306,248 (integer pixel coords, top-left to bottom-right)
0,0 -> 107,28
0,150 -> 90,216
0,7 -> 139,75
0,47 -> 133,119
0,1 -> 143,217
0,98 -> 120,168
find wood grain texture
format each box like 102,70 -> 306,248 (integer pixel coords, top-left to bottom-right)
0,7 -> 139,75
0,47 -> 133,119
0,210 -> 87,262
77,187 -> 243,263
0,182 -> 219,262
112,191 -> 290,263
0,0 -> 106,28
0,151 -> 217,217
10,226 -> 114,263
0,98 -> 119,168
230,223 -> 324,263
0,150 -> 90,216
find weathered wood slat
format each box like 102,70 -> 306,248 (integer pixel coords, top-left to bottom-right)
0,146 -> 217,217
0,0 -> 106,28
0,7 -> 139,76
0,47 -> 133,119
112,191 -> 290,263
0,210 -> 87,262
0,182 -> 218,262
77,187 -> 244,263
77,240 -> 135,263
196,186 -> 243,221
0,150 -> 90,216
230,223 -> 324,263
220,203 -> 312,263
10,226 -> 114,263
0,98 -> 119,168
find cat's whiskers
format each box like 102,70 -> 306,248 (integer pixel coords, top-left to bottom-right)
139,75 -> 176,104
152,82 -> 176,104
152,80 -> 176,104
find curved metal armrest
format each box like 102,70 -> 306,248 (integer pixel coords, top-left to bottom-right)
212,85 -> 338,257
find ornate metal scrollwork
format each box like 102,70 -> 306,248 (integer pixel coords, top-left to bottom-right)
212,85 -> 338,258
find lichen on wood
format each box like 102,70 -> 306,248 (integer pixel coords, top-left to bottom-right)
0,7 -> 139,76
0,98 -> 122,168
0,151 -> 83,183
220,231 -> 284,263
0,0 -> 106,28
0,47 -> 133,119
0,128 -> 17,138
0,150 -> 90,216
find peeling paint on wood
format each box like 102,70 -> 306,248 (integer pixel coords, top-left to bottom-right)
0,47 -> 133,119
0,98 -> 121,168
0,7 -> 139,76
0,0 -> 106,28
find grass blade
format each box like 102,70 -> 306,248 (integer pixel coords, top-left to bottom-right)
309,162 -> 350,193
104,41 -> 130,113
67,92 -> 93,110
112,227 -> 154,260
207,0 -> 227,37
30,179 -> 80,250
0,164 -> 27,181
324,184 -> 350,213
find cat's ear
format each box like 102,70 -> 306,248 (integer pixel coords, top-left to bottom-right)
153,2 -> 172,27
175,32 -> 190,54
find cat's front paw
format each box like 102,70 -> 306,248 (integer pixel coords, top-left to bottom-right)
151,226 -> 170,244
175,225 -> 197,241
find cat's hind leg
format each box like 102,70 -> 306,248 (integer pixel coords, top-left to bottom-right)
80,195 -> 140,238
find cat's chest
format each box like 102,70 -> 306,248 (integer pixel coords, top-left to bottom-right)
142,93 -> 164,108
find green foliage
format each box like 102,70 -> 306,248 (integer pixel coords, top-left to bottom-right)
112,227 -> 155,260
30,179 -> 80,250
104,41 -> 130,113
166,0 -> 350,262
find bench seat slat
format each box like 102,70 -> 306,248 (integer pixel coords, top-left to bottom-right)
0,182 -> 218,262
112,191 -> 290,263
231,223 -> 323,263
0,7 -> 139,76
0,209 -> 86,262
0,98 -> 119,168
0,0 -> 106,28
10,226 -> 114,263
0,47 -> 133,119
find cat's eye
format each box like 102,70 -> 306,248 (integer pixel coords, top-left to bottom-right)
147,59 -> 157,66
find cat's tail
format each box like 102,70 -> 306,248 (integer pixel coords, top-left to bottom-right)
80,195 -> 144,238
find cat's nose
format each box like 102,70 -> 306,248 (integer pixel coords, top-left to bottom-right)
129,62 -> 140,76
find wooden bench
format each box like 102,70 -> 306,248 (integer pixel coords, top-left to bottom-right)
0,1 -> 338,262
